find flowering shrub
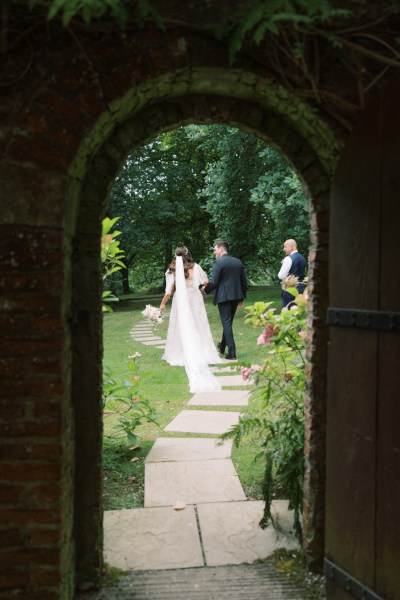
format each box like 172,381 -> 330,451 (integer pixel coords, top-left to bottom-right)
222,292 -> 307,542
103,354 -> 160,445
256,322 -> 281,345
242,364 -> 262,381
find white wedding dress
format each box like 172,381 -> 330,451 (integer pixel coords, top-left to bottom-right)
162,260 -> 223,393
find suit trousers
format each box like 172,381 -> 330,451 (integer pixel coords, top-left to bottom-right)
218,300 -> 239,356
282,283 -> 305,308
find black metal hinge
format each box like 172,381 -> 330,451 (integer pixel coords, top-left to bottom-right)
327,308 -> 400,332
324,559 -> 385,600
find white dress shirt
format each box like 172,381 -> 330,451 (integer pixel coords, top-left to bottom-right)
278,251 -> 298,280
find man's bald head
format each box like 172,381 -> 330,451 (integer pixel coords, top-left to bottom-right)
283,239 -> 297,255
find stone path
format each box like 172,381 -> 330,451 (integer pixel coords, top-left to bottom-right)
104,320 -> 298,572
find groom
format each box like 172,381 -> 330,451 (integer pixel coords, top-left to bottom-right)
202,241 -> 247,360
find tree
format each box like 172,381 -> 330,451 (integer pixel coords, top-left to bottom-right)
106,124 -> 310,290
107,127 -> 216,292
198,126 -> 309,280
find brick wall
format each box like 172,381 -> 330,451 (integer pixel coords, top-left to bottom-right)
0,225 -> 74,598
0,3 -> 354,596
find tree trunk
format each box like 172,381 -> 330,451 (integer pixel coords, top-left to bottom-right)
121,271 -> 131,294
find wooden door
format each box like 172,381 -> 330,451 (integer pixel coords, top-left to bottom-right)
326,79 -> 400,600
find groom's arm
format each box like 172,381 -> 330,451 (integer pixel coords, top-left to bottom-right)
203,260 -> 221,294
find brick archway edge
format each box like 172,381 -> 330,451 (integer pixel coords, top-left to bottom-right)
70,86 -> 335,584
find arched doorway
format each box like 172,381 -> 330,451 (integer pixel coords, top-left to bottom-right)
68,74 -> 339,584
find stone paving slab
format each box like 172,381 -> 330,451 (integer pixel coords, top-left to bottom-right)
216,375 -> 252,387
211,366 -> 239,373
188,390 -> 249,406
130,330 -> 154,334
197,501 -> 298,566
270,499 -> 299,539
164,410 -> 241,434
142,339 -> 166,345
144,459 -> 246,507
130,333 -> 154,338
145,438 -> 233,463
103,506 -> 204,570
131,336 -> 161,341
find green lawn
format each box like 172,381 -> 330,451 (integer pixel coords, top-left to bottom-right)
102,287 -> 282,510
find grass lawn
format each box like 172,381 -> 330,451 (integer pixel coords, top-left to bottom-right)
102,286 -> 282,510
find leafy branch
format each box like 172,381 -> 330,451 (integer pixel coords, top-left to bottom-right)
101,216 -> 125,311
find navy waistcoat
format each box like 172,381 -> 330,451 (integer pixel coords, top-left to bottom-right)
289,252 -> 306,281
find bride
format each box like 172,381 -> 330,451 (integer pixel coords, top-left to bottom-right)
159,246 -> 223,393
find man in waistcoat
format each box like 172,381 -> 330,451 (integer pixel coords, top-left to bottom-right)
278,239 -> 307,307
202,241 -> 247,360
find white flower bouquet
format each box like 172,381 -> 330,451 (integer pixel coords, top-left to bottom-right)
281,274 -> 299,290
141,304 -> 164,324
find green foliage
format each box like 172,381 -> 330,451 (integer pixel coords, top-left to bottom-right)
222,291 -> 308,541
199,127 -> 267,271
102,216 -> 126,310
198,127 -> 309,279
107,125 -> 309,289
215,0 -> 350,62
249,146 -> 309,277
103,354 -> 160,445
268,549 -> 326,599
107,126 -> 216,291
29,0 -> 164,28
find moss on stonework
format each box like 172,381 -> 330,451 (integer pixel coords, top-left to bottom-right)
267,549 -> 326,599
68,67 -> 341,198
75,565 -> 126,599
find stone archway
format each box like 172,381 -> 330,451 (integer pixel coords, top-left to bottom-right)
68,75 -> 340,584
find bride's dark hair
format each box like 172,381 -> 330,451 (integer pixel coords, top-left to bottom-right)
168,246 -> 194,278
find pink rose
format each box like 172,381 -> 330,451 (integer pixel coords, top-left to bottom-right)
242,367 -> 252,381
257,333 -> 266,345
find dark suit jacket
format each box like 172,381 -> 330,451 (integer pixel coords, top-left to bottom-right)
205,254 -> 247,306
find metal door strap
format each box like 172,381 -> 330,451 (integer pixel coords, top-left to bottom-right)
327,308 -> 400,332
324,558 -> 385,600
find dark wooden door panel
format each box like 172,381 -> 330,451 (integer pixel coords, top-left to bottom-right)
376,334 -> 400,599
380,78 -> 400,312
375,79 -> 400,600
326,328 -> 377,586
329,95 -> 380,310
327,77 -> 400,599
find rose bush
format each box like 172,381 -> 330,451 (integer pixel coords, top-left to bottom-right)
222,292 -> 307,541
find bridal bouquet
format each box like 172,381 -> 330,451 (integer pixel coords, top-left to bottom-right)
281,274 -> 299,290
142,304 -> 164,324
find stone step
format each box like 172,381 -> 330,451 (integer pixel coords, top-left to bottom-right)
188,390 -> 249,406
145,438 -> 233,463
87,563 -> 308,599
215,374 -> 252,387
104,501 -> 298,572
164,410 -> 241,435
144,459 -> 246,507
